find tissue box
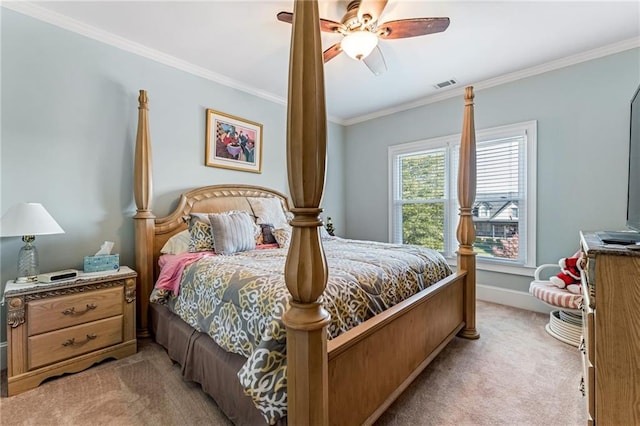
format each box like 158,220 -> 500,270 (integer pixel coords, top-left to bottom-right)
83,254 -> 120,273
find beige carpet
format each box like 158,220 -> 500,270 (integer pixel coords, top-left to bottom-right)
0,301 -> 586,425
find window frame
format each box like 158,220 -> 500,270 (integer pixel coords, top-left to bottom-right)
388,120 -> 537,274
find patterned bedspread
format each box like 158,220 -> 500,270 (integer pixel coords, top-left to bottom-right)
150,237 -> 451,424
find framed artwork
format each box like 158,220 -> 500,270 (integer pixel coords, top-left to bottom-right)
205,109 -> 263,173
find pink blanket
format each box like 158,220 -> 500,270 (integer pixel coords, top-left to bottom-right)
155,244 -> 279,295
155,252 -> 212,295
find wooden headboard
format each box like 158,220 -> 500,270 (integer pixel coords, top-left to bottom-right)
148,184 -> 290,285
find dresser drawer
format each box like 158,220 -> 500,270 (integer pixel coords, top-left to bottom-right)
27,286 -> 123,336
581,349 -> 595,420
28,315 -> 123,369
581,303 -> 594,363
580,270 -> 594,309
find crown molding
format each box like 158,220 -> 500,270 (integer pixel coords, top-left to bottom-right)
2,2 -> 345,124
3,2 -> 286,102
4,2 -> 637,128
343,37 -> 640,126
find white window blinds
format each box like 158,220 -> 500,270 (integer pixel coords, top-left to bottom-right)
389,121 -> 537,270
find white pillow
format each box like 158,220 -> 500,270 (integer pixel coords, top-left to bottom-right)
160,230 -> 191,255
248,197 -> 289,228
285,211 -> 294,223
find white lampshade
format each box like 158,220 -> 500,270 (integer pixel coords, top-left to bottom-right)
341,31 -> 378,60
1,203 -> 64,282
0,203 -> 64,237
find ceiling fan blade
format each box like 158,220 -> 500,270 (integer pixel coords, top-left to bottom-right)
323,42 -> 343,63
378,17 -> 450,39
357,0 -> 388,24
277,11 -> 344,33
320,18 -> 346,33
363,45 -> 387,76
276,11 -> 294,24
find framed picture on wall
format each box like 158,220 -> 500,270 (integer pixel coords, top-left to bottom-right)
205,109 -> 263,173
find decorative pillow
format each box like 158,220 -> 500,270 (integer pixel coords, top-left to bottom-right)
260,223 -> 278,245
187,213 -> 214,252
248,197 -> 289,228
208,210 -> 257,255
272,226 -> 292,249
160,230 -> 191,255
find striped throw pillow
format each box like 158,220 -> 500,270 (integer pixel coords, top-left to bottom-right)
208,210 -> 257,255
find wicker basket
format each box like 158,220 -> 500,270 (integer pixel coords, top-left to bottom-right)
545,310 -> 582,347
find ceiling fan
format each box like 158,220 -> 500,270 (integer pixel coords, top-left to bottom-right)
277,0 -> 450,76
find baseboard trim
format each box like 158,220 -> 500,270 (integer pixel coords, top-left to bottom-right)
477,283 -> 553,314
0,284 -> 555,370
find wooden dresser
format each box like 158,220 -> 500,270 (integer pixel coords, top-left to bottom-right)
579,232 -> 640,425
4,267 -> 137,396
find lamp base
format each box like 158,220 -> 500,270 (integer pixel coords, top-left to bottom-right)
15,276 -> 38,284
18,235 -> 40,281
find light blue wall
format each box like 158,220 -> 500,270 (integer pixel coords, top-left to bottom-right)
344,48 -> 640,292
0,9 -> 345,342
2,6 -> 638,345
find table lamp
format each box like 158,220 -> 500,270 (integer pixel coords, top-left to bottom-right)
0,203 -> 65,283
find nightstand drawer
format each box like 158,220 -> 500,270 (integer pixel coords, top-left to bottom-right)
28,315 -> 123,369
27,286 -> 124,336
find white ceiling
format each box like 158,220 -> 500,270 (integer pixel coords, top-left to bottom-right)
11,1 -> 640,123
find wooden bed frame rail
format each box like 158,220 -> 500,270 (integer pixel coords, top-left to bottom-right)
327,272 -> 466,425
133,1 -> 478,424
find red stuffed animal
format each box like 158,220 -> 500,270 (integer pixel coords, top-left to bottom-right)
550,250 -> 583,294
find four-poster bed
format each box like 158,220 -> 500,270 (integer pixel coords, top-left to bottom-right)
133,1 -> 478,424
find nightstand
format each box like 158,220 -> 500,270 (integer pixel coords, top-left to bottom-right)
3,266 -> 137,396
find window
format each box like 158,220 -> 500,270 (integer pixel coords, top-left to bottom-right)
389,121 -> 537,271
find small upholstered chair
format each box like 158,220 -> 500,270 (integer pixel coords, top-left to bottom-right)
529,264 -> 583,347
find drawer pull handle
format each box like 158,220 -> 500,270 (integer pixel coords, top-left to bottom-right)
62,334 -> 98,347
62,304 -> 97,316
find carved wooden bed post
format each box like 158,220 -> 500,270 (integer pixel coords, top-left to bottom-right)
281,0 -> 331,424
457,86 -> 479,340
133,89 -> 155,338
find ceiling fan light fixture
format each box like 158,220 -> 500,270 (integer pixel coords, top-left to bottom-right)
341,31 -> 378,61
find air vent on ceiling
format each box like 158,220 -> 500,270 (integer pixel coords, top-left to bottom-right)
433,79 -> 457,89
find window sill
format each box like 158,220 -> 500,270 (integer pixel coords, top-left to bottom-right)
446,257 -> 536,277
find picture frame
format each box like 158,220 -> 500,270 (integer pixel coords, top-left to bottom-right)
205,109 -> 263,173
